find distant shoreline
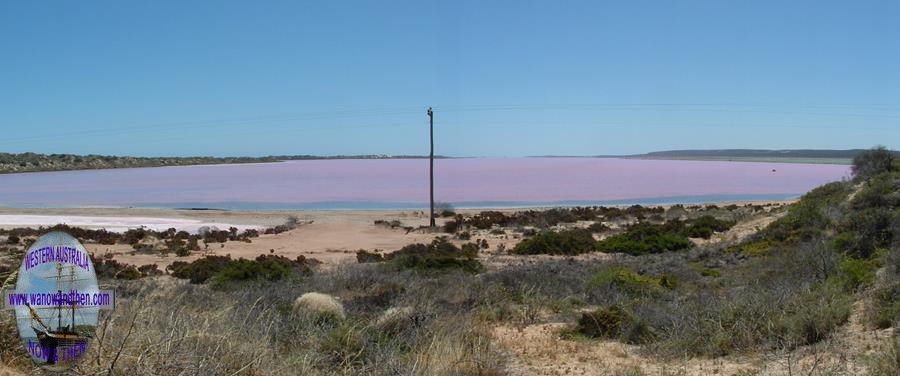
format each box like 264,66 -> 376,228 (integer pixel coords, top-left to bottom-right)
1,148 -> 891,174
0,152 -> 449,175
624,156 -> 852,165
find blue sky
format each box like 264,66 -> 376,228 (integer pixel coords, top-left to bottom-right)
1,1 -> 898,157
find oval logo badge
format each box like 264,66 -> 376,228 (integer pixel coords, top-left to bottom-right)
9,231 -> 107,371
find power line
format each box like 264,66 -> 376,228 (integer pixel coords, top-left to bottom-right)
2,102 -> 899,146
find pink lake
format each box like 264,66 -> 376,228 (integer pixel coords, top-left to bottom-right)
0,158 -> 851,209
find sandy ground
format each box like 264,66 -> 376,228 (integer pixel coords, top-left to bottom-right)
493,301 -> 894,376
0,208 -> 450,268
0,207 -> 513,268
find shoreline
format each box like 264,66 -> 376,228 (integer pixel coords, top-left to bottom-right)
0,199 -> 794,269
0,193 -> 803,213
0,198 -> 796,232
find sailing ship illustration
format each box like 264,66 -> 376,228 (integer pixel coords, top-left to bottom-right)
23,262 -> 93,366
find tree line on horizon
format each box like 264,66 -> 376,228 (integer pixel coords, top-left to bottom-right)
0,152 -> 445,174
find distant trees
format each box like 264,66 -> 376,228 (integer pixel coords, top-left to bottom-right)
852,146 -> 895,181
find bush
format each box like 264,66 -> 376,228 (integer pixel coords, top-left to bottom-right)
509,229 -> 596,255
175,246 -> 192,257
137,264 -> 163,277
94,259 -> 143,280
701,268 -> 721,277
293,292 -> 346,321
356,250 -> 384,263
385,237 -> 483,273
208,255 -> 299,287
753,181 -> 852,246
684,215 -> 735,239
435,202 -> 456,217
780,284 -> 852,346
577,305 -> 632,339
851,172 -> 900,210
596,223 -> 691,255
852,146 -> 895,181
465,211 -> 512,230
837,207 -> 894,258
587,266 -> 674,297
587,222 -> 609,233
170,254 -> 311,284
730,238 -> 777,256
443,219 -> 460,234
871,283 -> 900,329
576,305 -> 655,344
869,245 -> 900,329
836,258 -> 877,290
169,255 -> 233,283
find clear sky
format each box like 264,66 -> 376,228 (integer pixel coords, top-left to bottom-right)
1,1 -> 898,157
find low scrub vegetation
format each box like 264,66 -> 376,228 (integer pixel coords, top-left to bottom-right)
586,266 -> 676,296
510,215 -> 735,256
510,229 -> 595,255
168,254 -> 313,286
596,223 -> 693,255
361,237 -> 484,273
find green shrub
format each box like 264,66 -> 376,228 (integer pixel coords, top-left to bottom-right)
730,238 -> 776,256
137,264 -> 163,277
763,181 -> 852,242
170,254 -> 310,284
851,172 -> 900,210
461,242 -> 479,254
587,266 -> 674,296
208,255 -> 298,286
576,305 -> 656,344
596,223 -> 691,255
780,284 -> 852,347
701,268 -> 721,277
443,219 -> 460,234
838,208 -> 894,258
356,249 -> 384,263
465,211 -> 512,229
174,246 -> 192,257
684,215 -> 736,239
510,229 -> 596,255
870,282 -> 900,329
577,305 -> 632,339
170,255 -> 233,283
385,237 -> 484,273
587,222 -> 609,233
852,146 -> 896,181
319,323 -> 370,367
115,266 -> 142,280
95,259 -> 144,280
836,258 -> 877,290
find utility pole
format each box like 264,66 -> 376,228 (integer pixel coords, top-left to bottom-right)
427,107 -> 435,228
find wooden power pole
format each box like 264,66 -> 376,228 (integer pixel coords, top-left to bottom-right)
427,107 -> 435,228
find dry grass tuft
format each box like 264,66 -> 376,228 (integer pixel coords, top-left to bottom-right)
293,292 -> 346,321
